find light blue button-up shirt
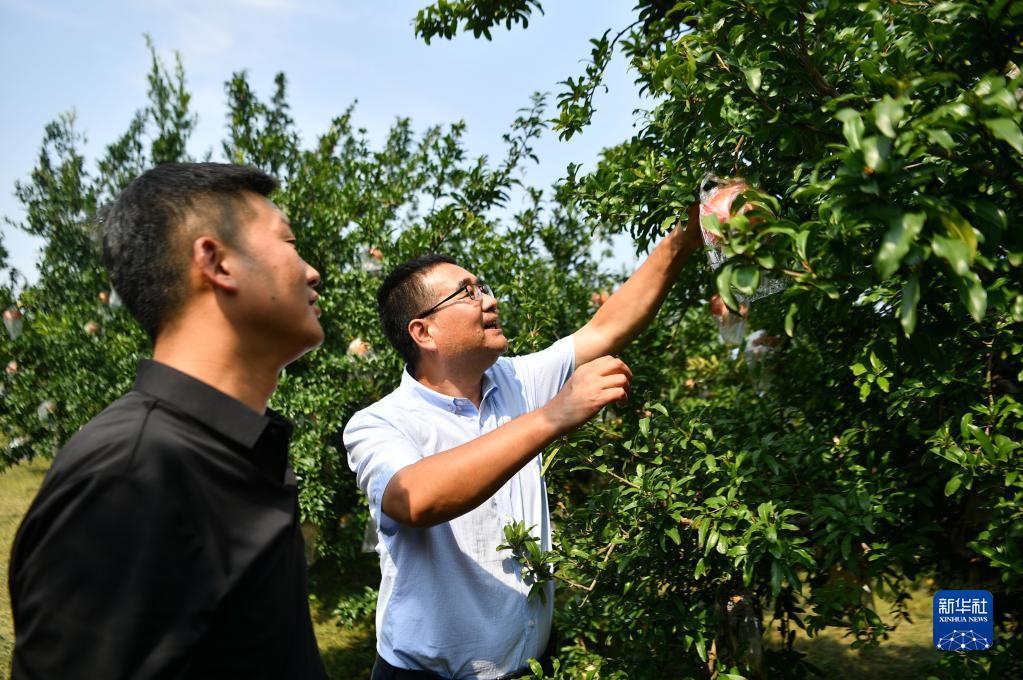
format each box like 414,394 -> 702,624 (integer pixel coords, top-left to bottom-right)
344,336 -> 575,679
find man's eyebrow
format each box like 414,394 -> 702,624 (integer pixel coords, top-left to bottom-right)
456,276 -> 475,288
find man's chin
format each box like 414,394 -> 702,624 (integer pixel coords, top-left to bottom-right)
490,332 -> 508,354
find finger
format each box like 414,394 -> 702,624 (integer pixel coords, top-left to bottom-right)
592,386 -> 627,409
592,355 -> 632,380
600,372 -> 631,390
688,201 -> 700,223
617,359 -> 633,381
603,386 -> 628,404
605,358 -> 632,383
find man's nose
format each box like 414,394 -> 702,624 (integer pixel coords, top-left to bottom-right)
306,262 -> 321,288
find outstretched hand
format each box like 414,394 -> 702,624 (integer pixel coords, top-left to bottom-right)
543,355 -> 632,433
675,201 -> 703,251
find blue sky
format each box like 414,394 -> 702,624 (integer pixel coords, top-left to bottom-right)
1,0 -> 648,281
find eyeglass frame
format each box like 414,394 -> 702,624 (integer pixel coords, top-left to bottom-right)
415,281 -> 494,318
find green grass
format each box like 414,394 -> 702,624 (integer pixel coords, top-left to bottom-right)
1,456 -> 48,676
767,584 -> 942,678
2,459 -> 940,679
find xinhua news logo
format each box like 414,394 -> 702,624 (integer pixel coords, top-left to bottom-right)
933,590 -> 993,651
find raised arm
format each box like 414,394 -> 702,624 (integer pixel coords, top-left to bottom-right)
572,203 -> 703,366
382,355 -> 631,528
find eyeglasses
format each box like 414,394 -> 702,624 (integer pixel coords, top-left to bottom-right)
416,282 -> 494,318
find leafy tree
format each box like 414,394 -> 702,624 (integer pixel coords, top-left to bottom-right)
0,41 -> 609,596
415,1 -> 1023,677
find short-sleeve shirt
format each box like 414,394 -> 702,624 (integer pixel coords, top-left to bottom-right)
344,336 -> 575,679
9,359 -> 326,679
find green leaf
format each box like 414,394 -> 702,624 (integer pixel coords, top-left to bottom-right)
744,66 -> 762,93
836,108 -> 864,150
695,636 -> 708,663
940,209 -> 977,262
876,212 -> 925,278
873,96 -> 904,138
715,264 -> 739,312
945,475 -> 962,496
955,271 -> 988,322
756,251 -> 777,269
794,231 -> 810,261
967,200 -> 1007,236
900,273 -> 920,337
931,234 -> 971,276
784,302 -> 798,337
732,265 -> 761,296
649,402 -> 669,417
983,117 -> 1023,154
701,214 -> 724,239
861,135 -> 891,172
665,526 -> 681,546
705,529 -> 719,554
927,128 -> 955,150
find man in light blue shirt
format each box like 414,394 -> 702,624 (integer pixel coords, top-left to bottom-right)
344,205 -> 703,678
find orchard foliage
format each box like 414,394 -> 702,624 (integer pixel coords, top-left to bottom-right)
416,1 -> 1023,677
0,44 -> 609,569
1,1 -> 1021,676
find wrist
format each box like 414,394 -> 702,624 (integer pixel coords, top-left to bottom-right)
536,402 -> 570,438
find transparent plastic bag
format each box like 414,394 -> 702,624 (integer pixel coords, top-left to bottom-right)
700,175 -> 786,343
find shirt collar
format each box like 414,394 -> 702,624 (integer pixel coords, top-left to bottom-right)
133,359 -> 288,449
400,365 -> 500,408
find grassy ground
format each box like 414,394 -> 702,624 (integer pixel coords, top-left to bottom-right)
0,457 -> 48,676
2,458 -> 940,679
768,586 -> 942,678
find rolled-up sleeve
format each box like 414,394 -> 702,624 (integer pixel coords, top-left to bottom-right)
343,410 -> 422,536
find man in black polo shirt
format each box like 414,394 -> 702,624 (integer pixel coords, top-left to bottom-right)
8,163 -> 328,678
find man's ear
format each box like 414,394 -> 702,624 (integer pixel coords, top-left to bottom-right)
192,235 -> 239,293
407,318 -> 436,352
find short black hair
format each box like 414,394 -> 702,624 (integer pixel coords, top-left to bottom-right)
100,162 -> 278,342
377,254 -> 457,370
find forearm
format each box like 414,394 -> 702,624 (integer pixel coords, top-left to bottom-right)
576,225 -> 700,362
382,407 -> 563,528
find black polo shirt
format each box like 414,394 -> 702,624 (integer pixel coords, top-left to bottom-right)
9,359 -> 327,679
